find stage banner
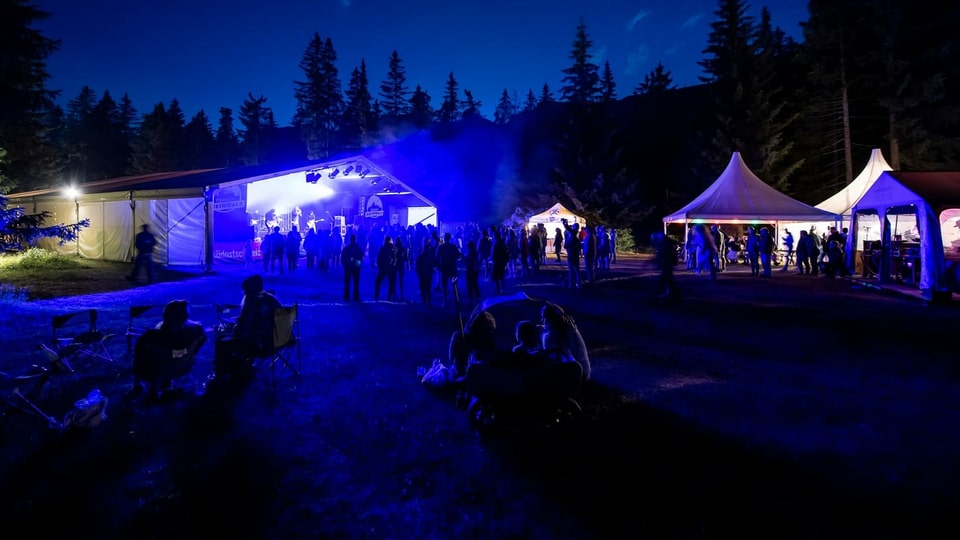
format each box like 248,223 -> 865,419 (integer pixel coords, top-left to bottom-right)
212,184 -> 254,264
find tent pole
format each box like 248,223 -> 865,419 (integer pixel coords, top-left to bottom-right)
203,188 -> 214,273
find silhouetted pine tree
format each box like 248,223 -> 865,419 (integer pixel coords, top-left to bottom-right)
342,59 -> 376,149
539,83 -> 555,104
238,93 -> 275,166
696,0 -> 757,176
63,86 -> 97,181
559,19 -> 600,103
523,90 -> 538,112
408,84 -> 434,129
798,0 -> 884,196
436,72 -> 461,123
214,107 -> 241,167
379,50 -> 411,120
599,61 -> 617,102
0,0 -> 61,191
461,89 -> 483,120
494,89 -> 516,125
130,102 -> 182,173
183,110 -> 217,170
294,33 -> 344,159
634,62 -> 675,96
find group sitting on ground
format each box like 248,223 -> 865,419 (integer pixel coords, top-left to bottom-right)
440,300 -> 590,430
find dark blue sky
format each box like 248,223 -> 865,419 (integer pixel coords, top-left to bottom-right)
36,0 -> 808,126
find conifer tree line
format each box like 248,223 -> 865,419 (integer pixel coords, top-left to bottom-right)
1,0 -> 957,230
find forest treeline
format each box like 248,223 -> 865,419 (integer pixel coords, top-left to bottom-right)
1,0 -> 958,230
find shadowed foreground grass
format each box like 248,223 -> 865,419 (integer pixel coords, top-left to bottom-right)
0,253 -> 958,538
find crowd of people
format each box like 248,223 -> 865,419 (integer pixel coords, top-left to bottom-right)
246,219 -> 622,307
676,224 -> 852,280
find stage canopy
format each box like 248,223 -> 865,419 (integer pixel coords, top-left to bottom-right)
6,155 -> 436,268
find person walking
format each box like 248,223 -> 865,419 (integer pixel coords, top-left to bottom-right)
652,232 -> 680,301
127,224 -> 157,284
781,229 -> 795,272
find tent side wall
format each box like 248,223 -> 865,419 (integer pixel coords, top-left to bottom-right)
13,193 -> 205,265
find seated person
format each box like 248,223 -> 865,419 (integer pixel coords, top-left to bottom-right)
214,274 -> 282,379
132,299 -> 206,397
449,310 -> 498,377
540,301 -> 591,381
511,320 -> 542,362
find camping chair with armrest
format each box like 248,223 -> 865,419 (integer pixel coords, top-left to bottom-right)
125,305 -> 165,362
214,303 -> 242,337
52,309 -> 115,368
254,304 -> 301,389
133,328 -> 207,398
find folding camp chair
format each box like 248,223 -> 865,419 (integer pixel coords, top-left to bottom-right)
132,328 -> 206,398
255,304 -> 301,389
125,305 -> 165,362
214,303 -> 242,337
51,309 -> 115,367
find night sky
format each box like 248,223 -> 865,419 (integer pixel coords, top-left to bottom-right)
36,0 -> 808,125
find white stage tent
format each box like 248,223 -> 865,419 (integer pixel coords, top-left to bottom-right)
6,156 -> 436,268
847,171 -> 960,299
663,152 -> 840,242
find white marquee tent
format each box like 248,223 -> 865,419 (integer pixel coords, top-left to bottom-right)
663,152 -> 840,243
818,148 -> 893,217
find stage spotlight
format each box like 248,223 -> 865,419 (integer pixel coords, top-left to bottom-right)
343,165 -> 354,175
329,168 -> 340,179
358,167 -> 368,178
306,171 -> 321,184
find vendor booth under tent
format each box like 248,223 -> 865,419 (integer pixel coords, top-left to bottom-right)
522,203 -> 586,253
846,170 -> 960,300
6,156 -> 436,268
663,152 -> 841,244
527,203 -> 586,229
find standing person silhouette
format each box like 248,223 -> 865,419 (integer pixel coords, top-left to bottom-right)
341,233 -> 364,302
562,219 -> 581,288
553,227 -> 564,263
127,224 -> 157,284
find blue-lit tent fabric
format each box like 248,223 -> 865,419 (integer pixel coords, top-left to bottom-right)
848,170 -> 960,298
663,152 -> 841,225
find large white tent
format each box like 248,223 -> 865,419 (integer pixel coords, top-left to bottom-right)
7,156 -> 436,268
847,171 -> 960,300
818,148 -> 893,217
663,152 -> 840,243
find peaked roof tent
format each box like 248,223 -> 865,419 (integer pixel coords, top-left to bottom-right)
663,152 -> 841,224
816,148 -> 893,217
